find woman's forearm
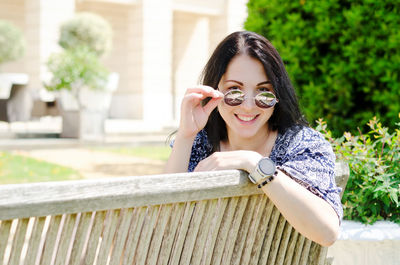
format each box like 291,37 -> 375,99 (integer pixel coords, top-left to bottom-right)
261,171 -> 340,246
164,132 -> 195,173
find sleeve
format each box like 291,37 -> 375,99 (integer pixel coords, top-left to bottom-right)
278,127 -> 343,221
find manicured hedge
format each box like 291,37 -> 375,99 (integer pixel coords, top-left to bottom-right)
245,0 -> 400,136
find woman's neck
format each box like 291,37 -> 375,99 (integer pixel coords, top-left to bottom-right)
222,125 -> 277,156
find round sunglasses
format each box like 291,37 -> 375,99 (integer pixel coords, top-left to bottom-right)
223,89 -> 279,108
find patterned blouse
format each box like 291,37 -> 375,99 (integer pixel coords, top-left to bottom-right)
186,126 -> 343,220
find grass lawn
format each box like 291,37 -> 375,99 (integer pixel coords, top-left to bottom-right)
0,151 -> 81,184
94,145 -> 172,161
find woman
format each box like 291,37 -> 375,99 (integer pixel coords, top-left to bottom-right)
164,31 -> 342,247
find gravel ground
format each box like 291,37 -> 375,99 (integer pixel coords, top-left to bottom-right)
15,148 -> 166,179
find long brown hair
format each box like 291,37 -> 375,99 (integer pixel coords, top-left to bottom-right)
200,31 -> 308,151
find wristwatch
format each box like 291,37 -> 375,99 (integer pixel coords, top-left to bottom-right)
249,157 -> 277,188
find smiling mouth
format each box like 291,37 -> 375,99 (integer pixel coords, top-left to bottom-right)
235,114 -> 259,122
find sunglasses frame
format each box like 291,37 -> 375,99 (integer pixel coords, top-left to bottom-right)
223,89 -> 279,108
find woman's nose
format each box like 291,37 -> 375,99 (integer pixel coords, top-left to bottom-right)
240,95 -> 256,110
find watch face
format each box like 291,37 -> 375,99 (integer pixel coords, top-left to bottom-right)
258,158 -> 275,175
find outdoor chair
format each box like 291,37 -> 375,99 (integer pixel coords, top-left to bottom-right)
0,162 -> 349,265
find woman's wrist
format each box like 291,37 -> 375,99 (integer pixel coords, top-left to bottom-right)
242,151 -> 263,173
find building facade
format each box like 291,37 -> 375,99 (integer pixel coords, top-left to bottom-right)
0,0 -> 247,129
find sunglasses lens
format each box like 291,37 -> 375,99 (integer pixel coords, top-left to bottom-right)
255,92 -> 277,108
224,90 -> 244,106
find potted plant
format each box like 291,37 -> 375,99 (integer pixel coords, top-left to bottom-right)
45,12 -> 117,140
0,19 -> 29,122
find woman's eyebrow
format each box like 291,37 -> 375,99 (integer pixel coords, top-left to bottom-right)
224,80 -> 243,85
257,81 -> 272,86
223,80 -> 271,86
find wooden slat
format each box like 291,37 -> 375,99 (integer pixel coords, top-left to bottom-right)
274,217 -> 293,265
146,204 -> 172,264
96,210 -> 121,265
308,242 -> 327,265
8,218 -> 29,265
299,238 -> 312,265
291,232 -> 305,265
257,205 -> 281,265
168,202 -> 195,265
267,214 -> 288,264
220,196 -> 249,264
82,211 -> 106,265
239,195 -> 268,265
121,207 -> 147,265
156,203 -> 185,264
210,197 -> 238,265
190,199 -> 218,265
54,213 -> 77,265
133,206 -> 160,265
39,215 -> 62,265
179,201 -> 208,264
248,198 -> 275,265
108,208 -> 134,265
200,198 -> 229,265
69,212 -> 93,265
283,229 -> 299,265
24,217 -> 46,265
230,195 -> 259,265
0,220 -> 12,263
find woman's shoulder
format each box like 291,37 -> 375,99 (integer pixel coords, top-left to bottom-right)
274,125 -> 334,159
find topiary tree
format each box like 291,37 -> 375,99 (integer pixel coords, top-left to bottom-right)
0,20 -> 25,66
59,12 -> 112,56
45,12 -> 112,93
245,0 -> 400,136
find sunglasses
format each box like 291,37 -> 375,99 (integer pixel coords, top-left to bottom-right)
223,89 -> 279,108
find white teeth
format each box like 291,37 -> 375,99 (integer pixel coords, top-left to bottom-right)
237,115 -> 256,122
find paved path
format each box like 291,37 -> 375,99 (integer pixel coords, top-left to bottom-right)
14,148 -> 166,179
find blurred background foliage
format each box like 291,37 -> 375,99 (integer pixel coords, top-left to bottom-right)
245,0 -> 400,137
0,19 -> 25,66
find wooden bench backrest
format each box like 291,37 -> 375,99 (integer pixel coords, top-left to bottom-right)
0,162 -> 349,265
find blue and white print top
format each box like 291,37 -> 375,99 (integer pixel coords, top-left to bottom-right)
186,126 -> 343,220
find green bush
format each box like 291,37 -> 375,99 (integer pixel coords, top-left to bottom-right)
0,20 -> 25,65
59,12 -> 112,56
45,46 -> 109,92
316,115 -> 400,224
245,0 -> 400,136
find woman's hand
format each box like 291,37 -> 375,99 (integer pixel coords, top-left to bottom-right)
194,150 -> 263,173
178,86 -> 223,139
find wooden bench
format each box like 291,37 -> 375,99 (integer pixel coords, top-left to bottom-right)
0,162 -> 349,265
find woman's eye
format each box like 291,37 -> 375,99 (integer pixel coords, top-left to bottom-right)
258,87 -> 272,92
228,86 -> 240,91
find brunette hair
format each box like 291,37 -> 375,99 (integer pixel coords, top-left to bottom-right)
201,31 -> 308,151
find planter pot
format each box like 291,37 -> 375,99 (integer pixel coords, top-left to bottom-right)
57,73 -> 119,140
0,73 -> 31,122
327,220 -> 400,265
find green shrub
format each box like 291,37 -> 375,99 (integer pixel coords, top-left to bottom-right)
316,115 -> 400,224
245,0 -> 400,136
0,20 -> 25,65
59,12 -> 112,56
45,46 -> 109,92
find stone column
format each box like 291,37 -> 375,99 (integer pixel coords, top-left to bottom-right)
139,0 -> 173,127
25,0 -> 75,89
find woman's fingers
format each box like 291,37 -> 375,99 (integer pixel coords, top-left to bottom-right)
185,85 -> 222,98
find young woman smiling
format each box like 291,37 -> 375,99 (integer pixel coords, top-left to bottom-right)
164,31 -> 342,247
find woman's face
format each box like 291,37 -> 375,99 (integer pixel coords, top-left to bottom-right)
217,54 -> 276,140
